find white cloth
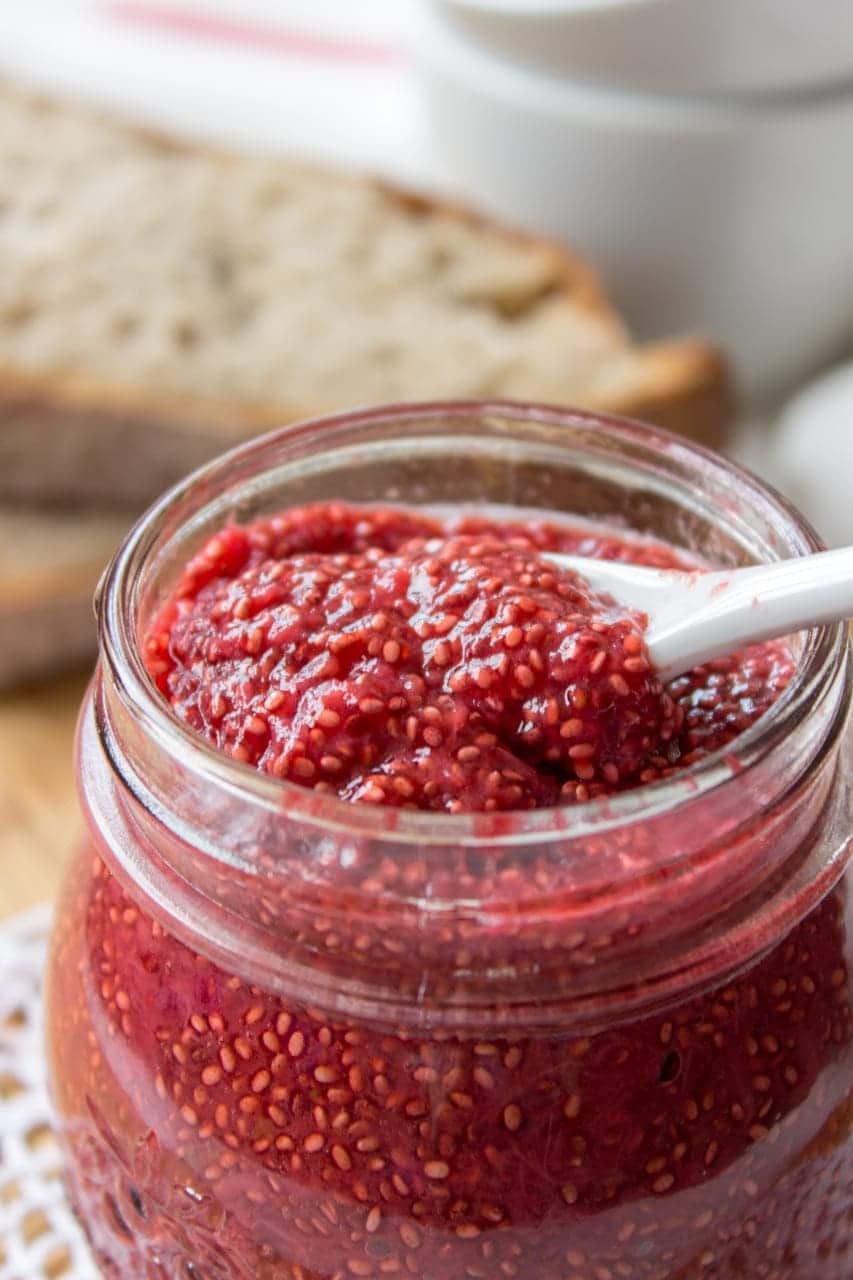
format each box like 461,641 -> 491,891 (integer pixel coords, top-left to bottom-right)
0,904 -> 97,1279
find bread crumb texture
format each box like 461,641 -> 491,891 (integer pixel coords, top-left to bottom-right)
0,85 -> 673,412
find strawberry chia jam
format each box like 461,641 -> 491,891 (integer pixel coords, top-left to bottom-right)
46,405 -> 853,1280
147,506 -> 724,811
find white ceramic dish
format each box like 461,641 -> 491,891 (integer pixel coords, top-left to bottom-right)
415,6 -> 853,398
773,361 -> 853,549
435,0 -> 853,95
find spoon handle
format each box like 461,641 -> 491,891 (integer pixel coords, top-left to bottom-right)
648,545 -> 853,680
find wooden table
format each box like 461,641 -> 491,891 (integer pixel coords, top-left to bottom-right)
0,674 -> 88,920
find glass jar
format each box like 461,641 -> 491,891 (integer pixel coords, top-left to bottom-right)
46,402 -> 853,1280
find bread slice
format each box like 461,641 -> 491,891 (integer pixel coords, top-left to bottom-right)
0,82 -> 730,507
0,509 -> 127,688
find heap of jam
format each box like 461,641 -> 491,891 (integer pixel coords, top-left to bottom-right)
146,502 -> 793,810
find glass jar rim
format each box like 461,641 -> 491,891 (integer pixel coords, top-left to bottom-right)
98,398 -> 846,851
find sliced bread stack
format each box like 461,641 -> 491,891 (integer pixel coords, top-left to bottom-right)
0,80 -> 731,686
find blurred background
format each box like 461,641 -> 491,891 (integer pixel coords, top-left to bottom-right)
0,0 -> 852,925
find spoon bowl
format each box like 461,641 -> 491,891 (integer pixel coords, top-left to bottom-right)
544,546 -> 853,681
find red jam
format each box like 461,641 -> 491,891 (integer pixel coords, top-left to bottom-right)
146,503 -> 792,810
47,502 -> 852,1280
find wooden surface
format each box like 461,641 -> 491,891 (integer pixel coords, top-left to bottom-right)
0,673 -> 88,919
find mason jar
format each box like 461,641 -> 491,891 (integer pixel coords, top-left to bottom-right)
46,402 -> 853,1279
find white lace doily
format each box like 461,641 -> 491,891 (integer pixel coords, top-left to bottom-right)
0,904 -> 98,1280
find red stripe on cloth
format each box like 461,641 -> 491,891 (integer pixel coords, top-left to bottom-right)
100,3 -> 401,63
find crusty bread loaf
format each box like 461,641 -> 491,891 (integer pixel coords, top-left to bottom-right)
0,509 -> 127,688
0,82 -> 730,507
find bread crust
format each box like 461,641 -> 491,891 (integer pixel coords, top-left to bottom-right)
582,341 -> 733,449
0,366 -> 289,506
0,505 -> 127,687
0,337 -> 730,508
0,589 -> 100,688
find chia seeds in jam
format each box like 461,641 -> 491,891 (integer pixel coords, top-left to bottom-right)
46,499 -> 853,1280
145,503 -> 792,810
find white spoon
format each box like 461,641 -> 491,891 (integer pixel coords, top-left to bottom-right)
544,546 -> 853,681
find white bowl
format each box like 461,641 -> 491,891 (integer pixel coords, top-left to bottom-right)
435,0 -> 853,95
415,7 -> 853,398
773,362 -> 853,548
